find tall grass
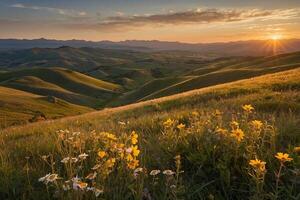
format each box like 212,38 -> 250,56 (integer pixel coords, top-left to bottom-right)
1,104 -> 299,199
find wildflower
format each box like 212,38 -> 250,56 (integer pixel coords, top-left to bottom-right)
163,118 -> 174,128
47,174 -> 60,183
150,170 -> 161,176
134,167 -> 143,177
98,151 -> 106,158
134,167 -> 143,174
71,157 -> 78,163
118,121 -> 126,125
94,188 -> 104,197
39,173 -> 60,184
85,172 -> 97,180
38,173 -> 51,183
177,123 -> 186,130
251,120 -> 263,130
275,152 -> 293,163
78,153 -> 88,160
76,181 -> 88,190
106,158 -> 116,168
131,131 -> 138,145
242,104 -> 254,113
230,121 -> 239,129
106,133 -> 117,141
249,159 -> 266,172
41,155 -> 49,161
62,182 -> 71,191
131,145 -> 140,157
128,159 -> 139,169
231,128 -> 244,142
294,147 -> 300,153
100,132 -> 117,141
163,170 -> 175,176
72,132 -> 81,136
61,157 -> 70,164
215,127 -> 228,136
126,154 -> 134,162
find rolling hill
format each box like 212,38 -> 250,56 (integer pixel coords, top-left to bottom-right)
112,52 -> 300,105
1,48 -> 300,129
0,86 -> 92,129
1,68 -> 299,199
0,67 -> 122,108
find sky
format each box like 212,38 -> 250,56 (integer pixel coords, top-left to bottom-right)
0,0 -> 300,43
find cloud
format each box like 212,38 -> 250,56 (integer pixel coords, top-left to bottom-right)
10,3 -> 87,17
63,8 -> 300,32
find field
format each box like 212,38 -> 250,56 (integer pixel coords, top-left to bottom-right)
1,49 -> 300,129
1,68 -> 299,199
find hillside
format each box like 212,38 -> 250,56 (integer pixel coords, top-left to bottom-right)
0,67 -> 121,108
0,86 -> 92,128
0,50 -> 300,128
113,52 -> 300,104
1,69 -> 299,199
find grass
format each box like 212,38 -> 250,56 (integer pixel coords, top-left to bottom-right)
0,86 -> 92,129
0,68 -> 299,199
0,67 -> 122,109
113,52 -> 300,105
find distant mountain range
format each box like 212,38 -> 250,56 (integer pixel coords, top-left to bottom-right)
1,38 -> 300,56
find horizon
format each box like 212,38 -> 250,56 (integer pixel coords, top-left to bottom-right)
1,0 -> 300,43
1,37 -> 300,45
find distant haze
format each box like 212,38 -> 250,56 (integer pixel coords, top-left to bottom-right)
1,38 -> 300,56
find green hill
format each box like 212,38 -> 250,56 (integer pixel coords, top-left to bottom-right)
0,69 -> 299,199
113,52 -> 300,104
0,67 -> 122,108
0,86 -> 92,128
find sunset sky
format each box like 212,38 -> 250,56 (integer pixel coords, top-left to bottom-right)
1,0 -> 300,43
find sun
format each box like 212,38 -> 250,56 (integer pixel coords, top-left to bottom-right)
270,34 -> 282,41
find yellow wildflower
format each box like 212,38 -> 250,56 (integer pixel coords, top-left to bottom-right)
131,145 -> 140,157
249,159 -> 266,172
230,121 -> 239,129
131,131 -> 138,145
275,152 -> 293,163
107,133 -> 117,141
242,104 -> 254,113
127,159 -> 139,169
215,127 -> 228,136
163,118 -> 174,128
126,154 -> 134,162
251,120 -> 263,130
106,158 -> 116,168
177,123 -> 186,130
98,151 -> 106,158
231,128 -> 244,142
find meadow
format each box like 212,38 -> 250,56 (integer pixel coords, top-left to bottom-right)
0,68 -> 299,199
1,49 -> 300,128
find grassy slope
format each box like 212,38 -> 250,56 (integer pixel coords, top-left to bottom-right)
0,67 -> 122,108
0,68 -> 299,199
115,52 -> 300,104
0,86 -> 93,128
